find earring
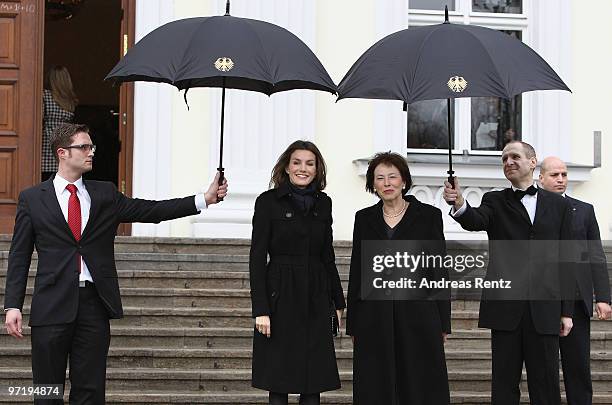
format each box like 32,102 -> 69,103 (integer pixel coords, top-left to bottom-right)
374,188 -> 377,192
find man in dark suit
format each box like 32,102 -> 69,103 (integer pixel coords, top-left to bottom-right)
539,156 -> 611,405
443,141 -> 574,405
3,123 -> 228,404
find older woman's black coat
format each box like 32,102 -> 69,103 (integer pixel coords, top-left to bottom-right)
346,195 -> 451,405
249,184 -> 345,394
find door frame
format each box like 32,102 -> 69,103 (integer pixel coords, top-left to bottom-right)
117,0 -> 135,236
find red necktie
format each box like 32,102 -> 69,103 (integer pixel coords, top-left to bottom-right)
66,184 -> 81,272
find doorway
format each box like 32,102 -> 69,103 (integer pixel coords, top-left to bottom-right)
43,0 -> 134,234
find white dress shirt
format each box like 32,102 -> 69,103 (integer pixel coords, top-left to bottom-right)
452,183 -> 538,224
54,174 -> 94,283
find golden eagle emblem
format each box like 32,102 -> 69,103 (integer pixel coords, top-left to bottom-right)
447,76 -> 468,93
214,57 -> 234,72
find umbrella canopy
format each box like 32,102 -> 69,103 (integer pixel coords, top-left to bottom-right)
337,7 -> 570,192
106,12 -> 336,95
338,16 -> 569,103
106,1 -> 336,197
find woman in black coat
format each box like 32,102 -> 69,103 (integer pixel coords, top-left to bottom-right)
346,152 -> 451,404
250,140 -> 345,405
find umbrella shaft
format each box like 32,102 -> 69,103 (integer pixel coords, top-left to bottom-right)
219,78 -> 226,170
447,98 -> 453,175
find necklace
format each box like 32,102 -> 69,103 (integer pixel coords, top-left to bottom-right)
382,200 -> 408,218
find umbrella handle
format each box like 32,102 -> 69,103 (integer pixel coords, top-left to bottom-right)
217,167 -> 225,202
446,171 -> 455,205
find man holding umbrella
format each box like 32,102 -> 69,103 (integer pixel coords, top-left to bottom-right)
4,123 -> 227,404
443,141 -> 574,405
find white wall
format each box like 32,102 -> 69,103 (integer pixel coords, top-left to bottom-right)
569,0 -> 612,238
314,0 -> 378,240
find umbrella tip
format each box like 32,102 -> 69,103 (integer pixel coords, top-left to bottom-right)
225,0 -> 230,16
444,5 -> 449,23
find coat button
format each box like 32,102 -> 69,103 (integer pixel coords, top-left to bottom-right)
271,291 -> 277,297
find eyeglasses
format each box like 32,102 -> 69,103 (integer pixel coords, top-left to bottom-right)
62,144 -> 96,153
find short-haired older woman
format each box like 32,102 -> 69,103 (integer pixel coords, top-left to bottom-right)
346,152 -> 451,404
250,140 -> 345,405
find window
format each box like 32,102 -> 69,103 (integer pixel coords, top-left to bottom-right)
407,0 -> 525,154
410,0 -> 456,11
407,99 -> 454,150
472,0 -> 522,14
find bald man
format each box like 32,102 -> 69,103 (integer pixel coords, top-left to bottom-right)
540,156 -> 612,405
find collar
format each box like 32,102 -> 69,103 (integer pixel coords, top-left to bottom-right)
275,182 -> 320,199
53,173 -> 85,195
511,182 -> 538,192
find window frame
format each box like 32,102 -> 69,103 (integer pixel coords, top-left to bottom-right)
406,0 -> 530,156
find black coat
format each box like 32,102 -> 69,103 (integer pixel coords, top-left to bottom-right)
566,195 -> 611,315
4,178 -> 199,326
346,195 -> 451,405
249,184 -> 345,394
453,187 -> 574,334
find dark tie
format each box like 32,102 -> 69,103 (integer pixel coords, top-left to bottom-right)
514,185 -> 537,200
66,184 -> 81,272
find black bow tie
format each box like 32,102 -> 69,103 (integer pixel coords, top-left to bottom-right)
514,185 -> 537,200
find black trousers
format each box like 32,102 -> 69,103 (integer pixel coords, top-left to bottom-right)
560,301 -> 592,405
31,283 -> 110,405
490,305 -> 560,405
269,392 -> 320,405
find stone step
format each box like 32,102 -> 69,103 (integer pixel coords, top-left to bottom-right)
0,287 -> 486,309
2,367 -> 612,393
0,346 -> 612,372
12,306 -> 612,331
2,390 -> 612,405
1,287 -> 255,309
0,252 -> 352,273
0,326 -> 353,350
0,269 -> 254,290
0,270 -> 350,291
0,236 -> 355,257
2,346 -> 612,373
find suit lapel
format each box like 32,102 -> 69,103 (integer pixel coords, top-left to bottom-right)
39,178 -> 74,239
81,180 -> 98,240
365,202 -> 388,240
533,189 -> 548,228
504,188 -> 532,227
391,196 -> 419,239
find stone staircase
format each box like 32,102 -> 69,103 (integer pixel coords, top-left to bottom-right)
0,235 -> 611,404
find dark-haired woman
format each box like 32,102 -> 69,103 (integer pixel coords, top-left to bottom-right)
250,140 -> 345,405
346,152 -> 451,404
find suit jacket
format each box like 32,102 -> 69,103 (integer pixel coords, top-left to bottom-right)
4,178 -> 199,326
567,195 -> 611,315
453,187 -> 574,335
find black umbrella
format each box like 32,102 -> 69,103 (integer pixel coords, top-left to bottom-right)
106,0 -> 336,196
338,7 -> 570,195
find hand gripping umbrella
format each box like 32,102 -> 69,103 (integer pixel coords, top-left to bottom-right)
338,6 -> 570,201
106,0 -> 336,199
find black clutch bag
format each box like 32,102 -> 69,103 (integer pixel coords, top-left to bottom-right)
331,306 -> 339,337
